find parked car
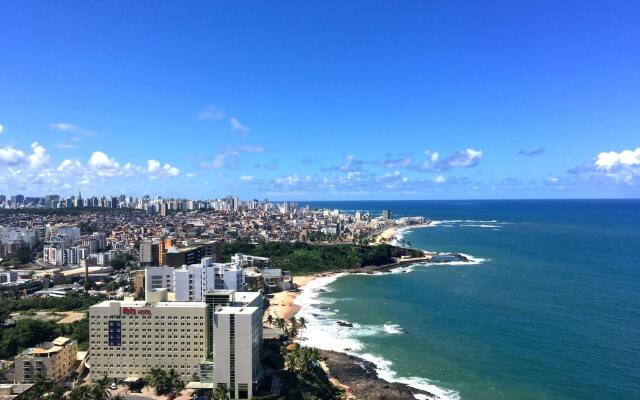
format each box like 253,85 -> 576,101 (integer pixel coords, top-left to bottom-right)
110,382 -> 117,390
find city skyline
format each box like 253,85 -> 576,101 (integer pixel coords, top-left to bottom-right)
1,1 -> 639,200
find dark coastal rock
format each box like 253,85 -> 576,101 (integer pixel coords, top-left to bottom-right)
320,350 -> 435,400
337,320 -> 354,327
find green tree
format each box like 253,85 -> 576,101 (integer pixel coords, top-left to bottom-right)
213,385 -> 230,400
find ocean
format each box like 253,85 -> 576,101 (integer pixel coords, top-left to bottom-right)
296,200 -> 640,400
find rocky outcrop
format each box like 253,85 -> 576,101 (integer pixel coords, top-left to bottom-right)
320,350 -> 435,400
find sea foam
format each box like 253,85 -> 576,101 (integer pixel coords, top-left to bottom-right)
294,274 -> 460,400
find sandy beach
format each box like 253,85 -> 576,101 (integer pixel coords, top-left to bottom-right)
374,227 -> 397,244
265,274 -> 329,322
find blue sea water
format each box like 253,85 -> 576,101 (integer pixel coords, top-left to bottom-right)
298,200 -> 640,400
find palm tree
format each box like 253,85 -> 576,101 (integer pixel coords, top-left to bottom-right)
288,317 -> 299,338
90,375 -> 111,400
213,385 -> 230,400
67,386 -> 91,400
168,368 -> 184,393
274,317 -> 287,336
297,317 -> 307,334
266,313 -> 274,327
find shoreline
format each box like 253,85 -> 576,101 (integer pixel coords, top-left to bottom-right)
283,226 -> 474,400
290,270 -> 454,400
264,274 -> 332,321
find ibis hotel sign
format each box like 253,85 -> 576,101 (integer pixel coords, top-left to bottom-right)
121,307 -> 152,315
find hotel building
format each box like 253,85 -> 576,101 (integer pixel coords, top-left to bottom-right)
89,290 -> 207,381
89,289 -> 263,398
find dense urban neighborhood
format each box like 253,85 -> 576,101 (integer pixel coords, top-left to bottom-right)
0,194 -> 430,400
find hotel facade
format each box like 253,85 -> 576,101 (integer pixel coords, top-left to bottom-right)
89,289 -> 263,398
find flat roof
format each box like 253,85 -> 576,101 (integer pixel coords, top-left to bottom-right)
216,306 -> 260,315
91,300 -> 207,309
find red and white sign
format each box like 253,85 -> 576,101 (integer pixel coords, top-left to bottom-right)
122,307 -> 152,315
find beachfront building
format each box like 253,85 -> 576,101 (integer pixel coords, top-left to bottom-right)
13,337 -> 78,383
89,289 -> 263,398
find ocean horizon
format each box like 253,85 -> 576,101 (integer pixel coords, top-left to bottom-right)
297,199 -> 640,400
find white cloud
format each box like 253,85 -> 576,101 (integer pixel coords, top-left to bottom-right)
239,175 -> 254,182
88,151 -> 120,175
570,147 -> 640,185
0,146 -> 26,165
420,148 -> 483,171
595,148 -> 640,170
0,124 -> 4,135
229,117 -> 250,134
198,105 -> 225,121
448,149 -> 482,168
28,142 -> 50,169
57,159 -> 83,174
147,159 -> 180,179
434,175 -> 447,183
336,155 -> 367,172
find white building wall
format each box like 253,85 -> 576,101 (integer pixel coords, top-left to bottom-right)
212,307 -> 262,398
144,266 -> 175,292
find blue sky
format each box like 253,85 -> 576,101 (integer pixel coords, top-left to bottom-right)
0,1 -> 638,200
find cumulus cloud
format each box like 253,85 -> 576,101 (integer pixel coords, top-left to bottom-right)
28,142 -> 50,169
518,147 -> 545,156
0,142 -> 180,195
569,147 -> 640,185
595,148 -> 640,170
57,159 -> 83,174
0,146 -> 27,166
419,148 -> 483,171
0,142 -> 50,169
239,175 -> 254,182
198,105 -> 225,121
88,151 -> 120,176
0,124 -> 4,135
229,117 -> 250,134
147,159 -> 180,179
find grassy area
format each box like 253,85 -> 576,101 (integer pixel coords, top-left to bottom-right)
221,241 -> 423,275
0,292 -> 104,318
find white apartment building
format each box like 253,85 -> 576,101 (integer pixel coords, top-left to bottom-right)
212,302 -> 263,398
145,257 -> 244,302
